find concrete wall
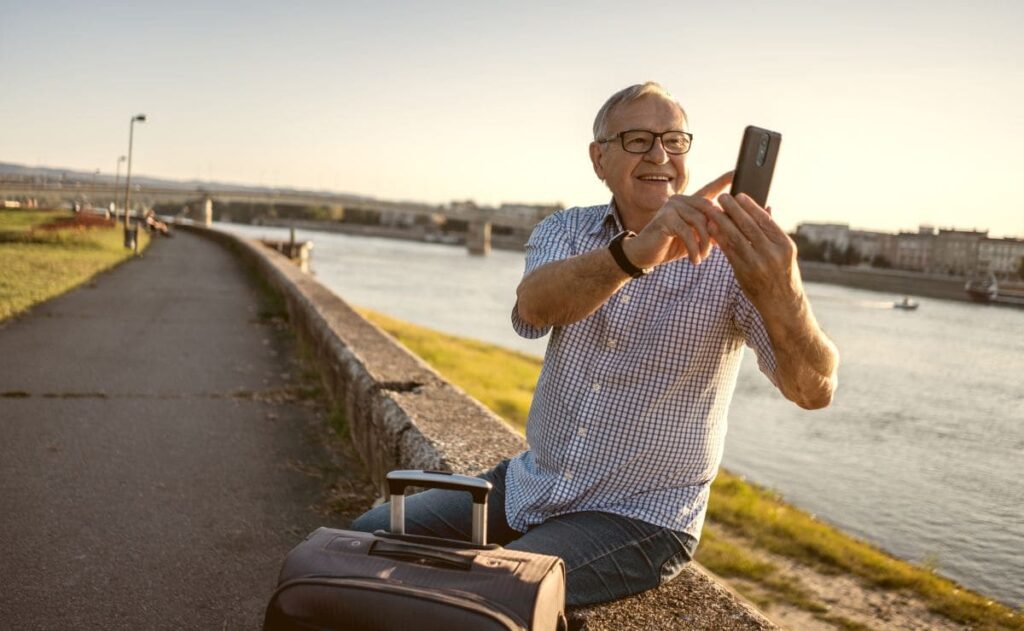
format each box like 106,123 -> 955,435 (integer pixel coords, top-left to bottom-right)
800,261 -> 969,301
183,224 -> 777,631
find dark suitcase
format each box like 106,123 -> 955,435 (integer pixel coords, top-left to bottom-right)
264,470 -> 567,631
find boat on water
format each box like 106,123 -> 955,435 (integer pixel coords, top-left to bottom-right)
893,296 -> 919,310
965,274 -> 999,303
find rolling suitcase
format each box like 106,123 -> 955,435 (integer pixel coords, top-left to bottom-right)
263,470 -> 567,631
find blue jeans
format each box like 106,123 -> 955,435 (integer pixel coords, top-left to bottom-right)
349,460 -> 696,608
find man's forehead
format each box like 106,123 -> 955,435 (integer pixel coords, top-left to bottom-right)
606,95 -> 686,131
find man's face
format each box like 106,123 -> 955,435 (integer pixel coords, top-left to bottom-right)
589,95 -> 689,221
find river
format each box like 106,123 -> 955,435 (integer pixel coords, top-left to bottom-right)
218,222 -> 1024,608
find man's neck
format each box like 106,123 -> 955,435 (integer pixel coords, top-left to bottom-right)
613,199 -> 656,233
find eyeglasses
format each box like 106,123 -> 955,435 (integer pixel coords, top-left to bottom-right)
597,129 -> 693,155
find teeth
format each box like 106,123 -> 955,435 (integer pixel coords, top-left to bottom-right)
639,176 -> 670,181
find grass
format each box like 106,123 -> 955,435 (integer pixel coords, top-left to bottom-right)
358,307 -> 1023,630
0,209 -> 150,321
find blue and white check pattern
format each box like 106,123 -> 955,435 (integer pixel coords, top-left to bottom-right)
507,202 -> 779,541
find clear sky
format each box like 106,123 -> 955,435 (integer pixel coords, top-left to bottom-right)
2,0 -> 1022,237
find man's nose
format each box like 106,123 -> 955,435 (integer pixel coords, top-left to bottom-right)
644,137 -> 670,164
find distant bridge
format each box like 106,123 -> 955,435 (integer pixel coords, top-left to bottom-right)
1,182 -> 548,254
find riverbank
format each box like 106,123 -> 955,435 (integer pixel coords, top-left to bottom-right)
360,308 -> 1023,631
799,261 -> 1024,307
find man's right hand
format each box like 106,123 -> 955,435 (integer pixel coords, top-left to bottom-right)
623,171 -> 734,269
516,172 -> 735,329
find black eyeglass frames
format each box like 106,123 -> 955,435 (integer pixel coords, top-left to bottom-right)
597,129 -> 693,155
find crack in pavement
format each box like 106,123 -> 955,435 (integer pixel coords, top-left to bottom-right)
1,387 -> 318,403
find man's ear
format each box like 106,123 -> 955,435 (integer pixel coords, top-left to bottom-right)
589,142 -> 605,181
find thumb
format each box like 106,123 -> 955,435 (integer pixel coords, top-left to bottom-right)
694,171 -> 734,200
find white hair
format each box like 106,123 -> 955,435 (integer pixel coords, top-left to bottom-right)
592,82 -> 688,140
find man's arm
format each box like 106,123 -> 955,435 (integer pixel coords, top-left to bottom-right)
704,193 -> 839,410
517,173 -> 734,329
515,247 -> 632,329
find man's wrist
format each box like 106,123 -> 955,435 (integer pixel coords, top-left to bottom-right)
609,230 -> 650,278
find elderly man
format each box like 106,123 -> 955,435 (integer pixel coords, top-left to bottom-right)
352,82 -> 838,607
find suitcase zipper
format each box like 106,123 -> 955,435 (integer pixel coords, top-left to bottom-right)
273,576 -> 529,631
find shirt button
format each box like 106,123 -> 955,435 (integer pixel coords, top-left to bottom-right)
577,426 -> 587,437
591,383 -> 601,393
606,339 -> 618,349
620,294 -> 631,304
563,471 -> 573,481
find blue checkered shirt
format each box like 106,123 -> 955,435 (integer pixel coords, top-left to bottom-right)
506,202 -> 779,541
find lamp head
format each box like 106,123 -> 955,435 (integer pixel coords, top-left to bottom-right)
133,114 -> 147,122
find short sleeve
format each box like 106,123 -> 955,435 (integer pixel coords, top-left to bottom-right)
732,285 -> 780,387
511,212 -> 576,339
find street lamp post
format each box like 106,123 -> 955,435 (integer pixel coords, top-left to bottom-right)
123,114 -> 146,252
113,155 -> 126,221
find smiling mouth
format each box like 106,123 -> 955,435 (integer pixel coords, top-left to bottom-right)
637,175 -> 672,183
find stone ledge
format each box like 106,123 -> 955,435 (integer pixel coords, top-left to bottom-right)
183,224 -> 778,630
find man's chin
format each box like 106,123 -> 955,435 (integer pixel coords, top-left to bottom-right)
616,193 -> 673,221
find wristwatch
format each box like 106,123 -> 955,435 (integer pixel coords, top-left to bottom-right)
608,230 -> 651,278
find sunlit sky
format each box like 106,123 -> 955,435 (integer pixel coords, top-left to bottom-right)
2,1 -> 1022,237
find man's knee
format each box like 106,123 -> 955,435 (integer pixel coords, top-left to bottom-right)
349,503 -> 389,533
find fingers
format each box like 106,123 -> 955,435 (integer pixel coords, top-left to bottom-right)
694,171 -> 734,200
716,193 -> 780,248
665,196 -> 714,264
661,211 -> 706,264
706,194 -> 797,286
720,193 -> 766,247
706,207 -> 756,268
733,194 -> 789,244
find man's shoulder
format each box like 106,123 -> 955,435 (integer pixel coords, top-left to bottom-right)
536,203 -> 610,234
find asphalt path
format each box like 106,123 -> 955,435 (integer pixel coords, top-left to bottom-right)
0,230 -> 370,629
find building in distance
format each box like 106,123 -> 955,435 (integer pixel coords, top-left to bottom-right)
796,222 -> 1024,280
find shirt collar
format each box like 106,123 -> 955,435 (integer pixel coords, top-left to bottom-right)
589,198 -> 626,238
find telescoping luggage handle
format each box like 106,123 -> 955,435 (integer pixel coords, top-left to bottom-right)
386,470 -> 493,545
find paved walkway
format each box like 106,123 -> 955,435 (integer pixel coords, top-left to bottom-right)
0,231 -> 370,629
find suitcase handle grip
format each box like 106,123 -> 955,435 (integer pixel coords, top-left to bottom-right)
386,470 -> 493,545
386,470 -> 492,503
369,539 -> 475,571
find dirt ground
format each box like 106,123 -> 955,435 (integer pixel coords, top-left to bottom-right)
33,212 -> 116,231
713,528 -> 964,631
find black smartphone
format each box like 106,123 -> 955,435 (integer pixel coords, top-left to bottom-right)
730,125 -> 781,210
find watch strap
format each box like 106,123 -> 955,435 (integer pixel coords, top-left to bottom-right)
609,230 -> 647,278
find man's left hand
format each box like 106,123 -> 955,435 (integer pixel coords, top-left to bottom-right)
702,192 -> 839,410
704,193 -> 801,310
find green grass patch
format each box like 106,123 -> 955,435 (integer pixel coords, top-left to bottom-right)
358,309 -> 541,433
351,308 -> 1023,630
696,525 -> 776,581
697,526 -> 826,614
0,209 -> 151,321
